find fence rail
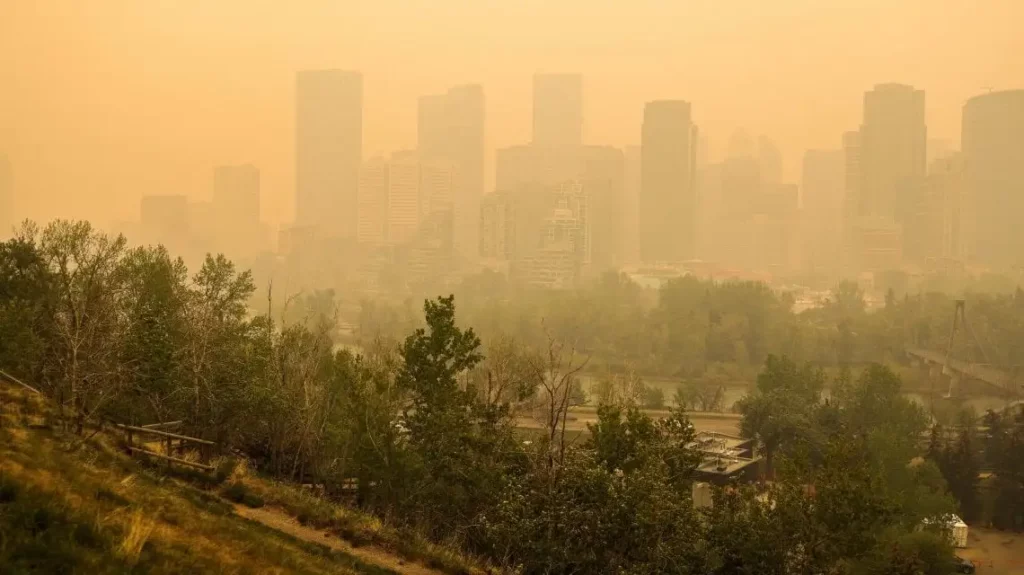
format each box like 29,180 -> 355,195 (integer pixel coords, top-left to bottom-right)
127,446 -> 214,471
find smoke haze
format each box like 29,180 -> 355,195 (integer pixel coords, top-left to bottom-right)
3,1 -> 1021,226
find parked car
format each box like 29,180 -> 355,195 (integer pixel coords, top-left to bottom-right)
954,556 -> 976,574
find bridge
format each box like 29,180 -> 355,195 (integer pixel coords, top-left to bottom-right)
906,347 -> 1020,395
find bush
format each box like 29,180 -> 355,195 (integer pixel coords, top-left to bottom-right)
221,481 -> 265,508
214,458 -> 240,484
643,385 -> 665,409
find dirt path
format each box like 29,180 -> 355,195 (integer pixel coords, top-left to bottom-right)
233,504 -> 446,575
958,527 -> 1024,574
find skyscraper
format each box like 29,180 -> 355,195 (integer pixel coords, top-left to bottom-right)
858,83 -> 926,224
533,73 -> 583,148
623,146 -> 641,265
962,89 -> 1024,269
295,70 -> 363,238
581,146 -> 625,269
418,84 -> 484,260
640,100 -> 698,263
0,155 -> 12,237
357,154 -> 454,247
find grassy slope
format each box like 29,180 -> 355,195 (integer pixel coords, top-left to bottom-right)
0,385 -> 398,575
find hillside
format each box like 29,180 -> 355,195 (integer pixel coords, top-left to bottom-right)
0,380 -> 481,575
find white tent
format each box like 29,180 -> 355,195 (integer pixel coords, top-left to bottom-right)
948,515 -> 969,549
920,514 -> 968,548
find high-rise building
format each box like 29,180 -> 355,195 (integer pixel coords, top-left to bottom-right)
623,146 -> 642,265
494,144 -> 622,271
295,70 -> 363,238
640,100 -> 698,263
962,90 -> 1024,270
581,146 -> 625,269
802,149 -> 845,272
905,153 -> 965,266
357,154 -> 454,247
844,122 -> 904,272
500,181 -> 589,288
357,159 -> 389,245
858,83 -> 926,224
0,155 -> 12,237
480,191 -> 514,261
533,73 -> 583,148
418,84 -> 484,261
842,130 -> 862,231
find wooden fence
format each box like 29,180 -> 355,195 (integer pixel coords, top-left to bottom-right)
117,422 -> 217,472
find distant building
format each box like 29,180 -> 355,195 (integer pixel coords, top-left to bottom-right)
480,190 -> 514,260
850,216 -> 903,272
295,70 -> 363,239
640,102 -> 698,263
481,182 -> 590,288
580,146 -> 625,270
418,84 -> 484,261
0,155 -> 12,238
857,83 -> 926,227
905,154 -> 966,266
357,154 -> 454,247
532,73 -> 583,148
842,130 -> 863,266
513,183 -> 589,289
640,100 -> 698,263
622,146 -> 642,265
494,144 -> 623,272
962,89 -> 1024,270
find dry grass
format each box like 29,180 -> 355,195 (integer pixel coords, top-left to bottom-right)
0,381 -> 397,574
117,509 -> 156,565
248,476 -> 496,575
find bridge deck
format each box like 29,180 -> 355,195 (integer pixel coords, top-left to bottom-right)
906,347 -> 1016,391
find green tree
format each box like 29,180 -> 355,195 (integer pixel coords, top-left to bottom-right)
397,295 -> 522,534
38,221 -> 128,433
0,227 -> 55,383
984,406 -> 1024,530
180,254 -> 256,444
738,355 -> 825,475
928,419 -> 982,522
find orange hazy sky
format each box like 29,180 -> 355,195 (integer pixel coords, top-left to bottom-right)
1,0 -> 1021,227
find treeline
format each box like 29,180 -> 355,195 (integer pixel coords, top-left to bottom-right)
357,269 -> 1024,382
4,220 -> 1020,573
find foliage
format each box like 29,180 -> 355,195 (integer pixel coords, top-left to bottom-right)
737,355 -> 825,475
928,415 -> 983,522
0,220 -> 985,574
983,406 -> 1024,530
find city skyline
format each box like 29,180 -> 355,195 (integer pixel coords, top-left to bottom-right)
4,1 -> 1021,226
